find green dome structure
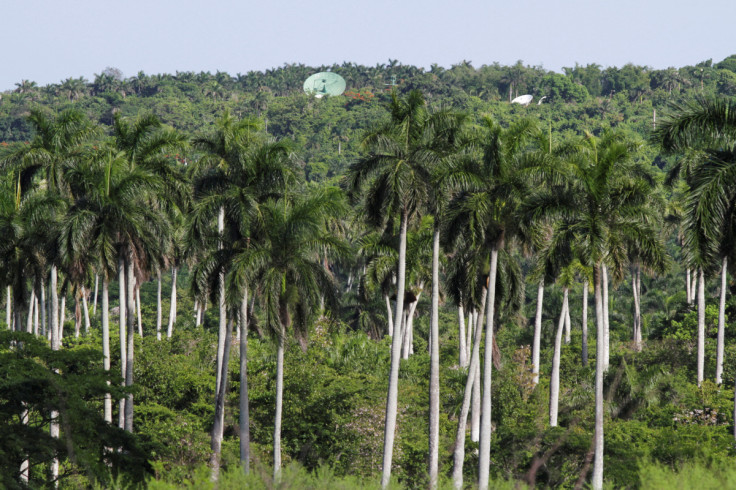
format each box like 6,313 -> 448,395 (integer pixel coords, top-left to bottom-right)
303,72 -> 346,98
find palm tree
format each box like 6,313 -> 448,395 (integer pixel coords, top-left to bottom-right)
346,89 -> 440,488
191,113 -> 294,478
653,95 -> 736,385
229,188 -> 347,479
524,129 -> 662,489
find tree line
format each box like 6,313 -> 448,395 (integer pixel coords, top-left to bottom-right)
1,84 -> 735,489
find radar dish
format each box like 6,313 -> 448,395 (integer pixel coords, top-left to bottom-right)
511,94 -> 533,106
303,72 -> 346,98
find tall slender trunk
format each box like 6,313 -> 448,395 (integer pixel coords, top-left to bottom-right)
686,267 -> 692,303
74,291 -> 81,338
136,286 -> 142,336
564,285 -> 571,344
239,287 -> 250,473
211,316 -> 233,480
124,253 -> 136,432
102,278 -> 112,423
550,288 -> 567,427
428,227 -> 441,489
82,286 -> 91,335
49,266 -> 60,484
33,293 -> 39,336
592,265 -> 604,490
716,257 -> 727,384
402,297 -> 420,359
167,267 -> 178,338
471,288 -> 488,443
532,279 -> 544,385
691,272 -> 698,304
633,266 -> 642,351
582,280 -> 589,366
156,271 -> 162,341
602,264 -> 610,371
458,304 -> 467,367
385,294 -> 394,337
40,281 -> 46,338
118,256 -> 127,429
697,268 -> 705,387
215,207 -> 227,396
452,293 -> 487,489
59,295 -> 66,340
381,209 -> 408,489
478,245 -> 499,490
93,274 -> 98,316
27,287 -> 35,334
6,286 -> 10,329
273,327 -> 285,480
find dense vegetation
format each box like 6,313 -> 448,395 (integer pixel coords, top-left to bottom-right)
2,57 -> 736,489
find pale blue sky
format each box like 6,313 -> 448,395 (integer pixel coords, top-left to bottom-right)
2,0 -> 734,91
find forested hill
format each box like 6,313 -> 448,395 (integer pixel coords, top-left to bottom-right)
2,56 -> 736,179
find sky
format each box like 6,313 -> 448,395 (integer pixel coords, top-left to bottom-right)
2,0 -> 735,91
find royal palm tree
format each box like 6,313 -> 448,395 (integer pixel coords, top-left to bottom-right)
653,95 -> 736,385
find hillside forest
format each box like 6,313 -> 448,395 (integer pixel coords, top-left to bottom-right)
2,56 -> 736,489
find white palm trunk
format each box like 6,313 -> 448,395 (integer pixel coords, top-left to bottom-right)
239,287 -> 250,473
20,408 -> 29,481
471,287 -> 488,443
550,288 -> 568,427
102,278 -> 112,423
478,246 -> 499,490
385,294 -> 394,337
564,289 -> 571,345
34,294 -> 39,336
602,264 -> 610,371
93,274 -> 99,316
49,266 -> 60,483
27,287 -> 35,334
6,286 -> 11,329
716,257 -> 727,384
532,279 -> 544,384
82,286 -> 91,335
686,267 -> 692,303
380,210 -> 409,489
274,330 -> 285,480
458,304 -> 467,367
633,267 -> 642,351
451,291 -> 487,489
40,281 -> 46,337
156,271 -> 162,341
697,268 -> 705,386
402,296 -> 420,359
691,272 -> 698,304
215,207 -> 227,396
136,286 -> 142,337
582,280 -> 589,366
167,267 -> 178,338
211,317 -> 233,480
124,254 -> 136,432
118,256 -> 127,429
593,266 -> 605,490
428,227 -> 440,489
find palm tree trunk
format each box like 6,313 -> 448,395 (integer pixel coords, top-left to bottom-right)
59,295 -> 66,340
136,286 -> 142,337
6,286 -> 10,329
429,227 -> 441,489
686,267 -> 692,303
49,266 -> 60,483
385,294 -> 394,337
381,209 -> 408,489
458,304 -> 467,367
82,286 -> 91,335
691,272 -> 698,304
532,279 -> 544,385
593,265 -> 605,490
602,264 -> 610,371
102,278 -> 112,423
239,287 -> 250,473
93,274 -> 98,316
451,294 -> 486,489
167,267 -> 178,337
156,270 -> 162,341
582,280 -> 589,366
478,245 -> 499,490
118,256 -> 127,429
215,207 -> 227,396
274,327 -> 285,480
40,281 -> 46,338
550,288 -> 567,427
34,293 -> 39,336
697,267 -> 705,386
564,285 -> 571,344
471,287 -> 488,443
466,311 -> 474,362
74,291 -> 81,338
716,257 -> 728,384
27,287 -> 35,334
402,297 -> 420,359
124,253 -> 136,432
210,316 -> 233,480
